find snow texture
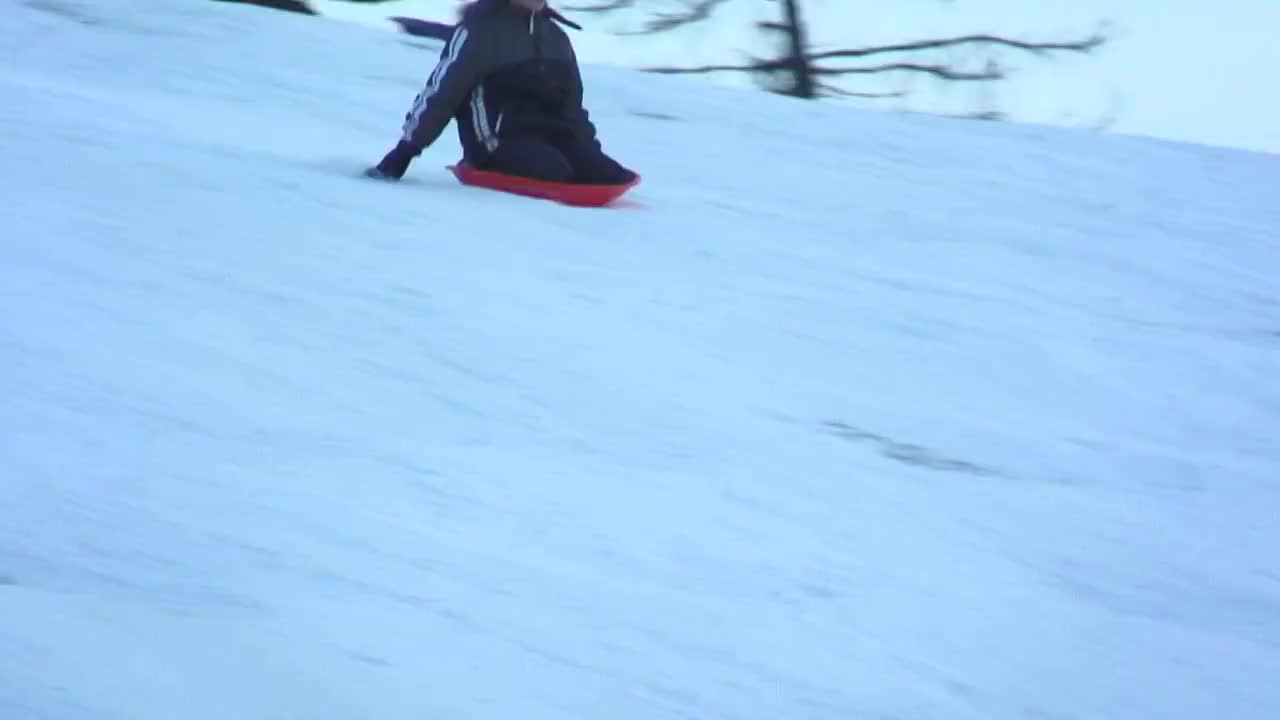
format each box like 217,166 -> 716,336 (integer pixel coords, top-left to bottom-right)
2,1 -> 1279,719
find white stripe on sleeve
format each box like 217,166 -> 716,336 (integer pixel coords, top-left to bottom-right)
402,26 -> 470,139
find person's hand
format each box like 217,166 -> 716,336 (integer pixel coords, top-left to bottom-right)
366,141 -> 417,180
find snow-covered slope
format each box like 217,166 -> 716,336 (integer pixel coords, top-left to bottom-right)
2,2 -> 1279,719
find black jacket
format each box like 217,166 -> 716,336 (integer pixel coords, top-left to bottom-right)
399,1 -> 596,162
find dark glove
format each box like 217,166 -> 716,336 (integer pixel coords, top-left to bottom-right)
368,141 -> 419,180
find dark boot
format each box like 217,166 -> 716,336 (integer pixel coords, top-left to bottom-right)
558,139 -> 636,184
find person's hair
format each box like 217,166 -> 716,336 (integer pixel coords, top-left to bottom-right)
457,0 -> 501,22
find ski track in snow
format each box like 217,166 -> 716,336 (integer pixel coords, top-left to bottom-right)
2,2 -> 1279,719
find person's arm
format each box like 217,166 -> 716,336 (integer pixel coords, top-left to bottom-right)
562,43 -> 599,146
402,23 -> 491,151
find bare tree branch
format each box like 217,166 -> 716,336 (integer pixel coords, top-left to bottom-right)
818,83 -> 908,99
574,0 -> 733,34
809,32 -> 1105,62
645,59 -> 1004,82
559,0 -> 637,12
812,62 -> 1003,82
644,62 -> 759,75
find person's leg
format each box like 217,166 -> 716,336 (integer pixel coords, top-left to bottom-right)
482,137 -> 573,182
558,139 -> 637,184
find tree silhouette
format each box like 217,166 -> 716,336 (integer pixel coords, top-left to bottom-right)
563,0 -> 1106,106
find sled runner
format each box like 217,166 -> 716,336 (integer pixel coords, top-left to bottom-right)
447,162 -> 639,208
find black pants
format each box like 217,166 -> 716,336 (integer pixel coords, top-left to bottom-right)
482,136 -> 635,184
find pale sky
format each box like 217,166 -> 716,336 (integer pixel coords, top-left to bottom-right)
314,0 -> 1280,155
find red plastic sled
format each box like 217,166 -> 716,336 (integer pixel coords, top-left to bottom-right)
447,162 -> 639,207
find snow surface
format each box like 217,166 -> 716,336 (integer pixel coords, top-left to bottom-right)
3,1 -> 1280,719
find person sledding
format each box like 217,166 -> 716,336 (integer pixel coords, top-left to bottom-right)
366,0 -> 636,186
